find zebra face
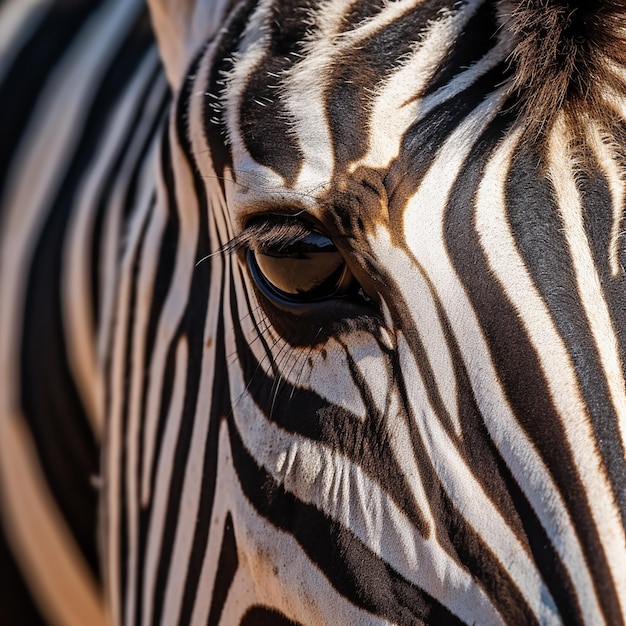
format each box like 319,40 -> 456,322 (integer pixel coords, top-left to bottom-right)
112,0 -> 626,624
4,0 -> 626,624
125,1 -> 626,623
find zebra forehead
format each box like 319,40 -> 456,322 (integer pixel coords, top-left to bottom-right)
219,0 -> 626,190
221,0 -> 505,187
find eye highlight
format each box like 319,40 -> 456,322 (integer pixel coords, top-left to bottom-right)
248,229 -> 355,303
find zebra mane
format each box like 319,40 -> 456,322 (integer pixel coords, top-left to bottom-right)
499,0 -> 626,132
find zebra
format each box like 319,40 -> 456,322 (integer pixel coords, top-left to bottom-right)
1,0 -> 626,623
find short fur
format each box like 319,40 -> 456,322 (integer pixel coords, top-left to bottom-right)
499,0 -> 626,132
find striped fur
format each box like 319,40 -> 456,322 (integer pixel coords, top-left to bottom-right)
1,0 -> 626,624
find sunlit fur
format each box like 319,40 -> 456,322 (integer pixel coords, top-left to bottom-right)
1,1 -> 626,625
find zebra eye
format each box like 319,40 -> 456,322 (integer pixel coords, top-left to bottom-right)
248,230 -> 355,303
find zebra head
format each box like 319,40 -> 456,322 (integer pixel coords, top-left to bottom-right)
111,0 -> 626,623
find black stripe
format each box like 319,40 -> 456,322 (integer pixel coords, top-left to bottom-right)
240,606 -> 303,626
177,251 -> 230,626
238,2 -> 321,186
203,0 -> 261,193
440,296 -> 583,622
337,0 -> 388,33
227,413 -> 464,625
325,0 -> 461,169
322,245 -> 557,621
508,145 -> 626,533
423,0 -> 500,97
231,234 -> 529,605
384,297 -> 539,625
0,0 -> 101,211
230,292 -> 431,539
91,62 -> 168,329
150,52 -> 215,624
133,123 -> 180,626
20,160 -> 102,576
118,196 -> 155,617
445,117 -> 620,624
227,260 -> 537,621
576,154 -> 626,529
20,4 -> 156,580
383,63 -> 509,245
170,51 -> 238,616
0,527 -> 46,626
207,513 -> 239,626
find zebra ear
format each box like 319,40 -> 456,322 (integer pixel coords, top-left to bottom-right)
147,0 -> 230,89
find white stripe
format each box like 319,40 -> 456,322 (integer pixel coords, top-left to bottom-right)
142,336 -> 189,626
106,150 -> 159,626
475,126 -> 608,624
140,71 -> 209,626
548,117 -> 626,611
228,347 -> 502,624
400,94 -> 597,622
278,0 -> 427,188
208,420 -> 391,625
159,51 -> 228,626
237,287 -> 371,418
0,0 -> 143,418
366,244 -> 461,435
141,112 -> 200,506
158,219 -> 224,626
120,140 -> 163,626
586,124 -> 626,278
124,155 -> 169,508
371,220 -> 562,622
189,423 -> 231,626
222,0 -> 291,193
0,2 -> 143,623
97,60 -> 167,371
358,0 -> 489,171
62,47 -> 162,441
398,332 -> 560,624
222,460 -> 392,625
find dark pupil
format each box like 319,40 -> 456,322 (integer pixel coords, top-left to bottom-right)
252,232 -> 345,299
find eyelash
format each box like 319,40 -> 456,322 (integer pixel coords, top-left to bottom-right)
225,214 -> 315,255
